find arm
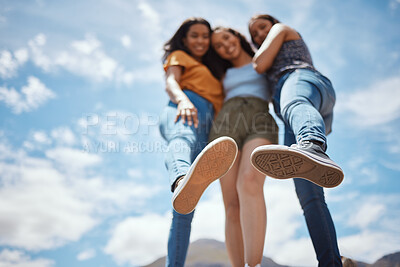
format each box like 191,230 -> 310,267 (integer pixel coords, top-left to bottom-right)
253,23 -> 299,74
165,65 -> 198,127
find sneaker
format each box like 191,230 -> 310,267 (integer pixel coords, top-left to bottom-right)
250,141 -> 344,188
341,256 -> 357,267
172,136 -> 238,214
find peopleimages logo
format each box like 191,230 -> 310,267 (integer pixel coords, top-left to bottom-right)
79,111 -> 284,154
81,112 -> 160,136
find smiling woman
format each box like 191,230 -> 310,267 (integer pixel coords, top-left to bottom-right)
159,17 -> 237,267
208,26 -> 278,267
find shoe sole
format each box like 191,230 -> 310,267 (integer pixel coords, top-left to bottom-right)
251,145 -> 343,188
173,136 -> 238,214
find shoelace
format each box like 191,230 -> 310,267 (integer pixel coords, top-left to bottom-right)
292,140 -> 313,149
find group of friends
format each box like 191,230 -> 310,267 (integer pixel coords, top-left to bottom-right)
158,14 -> 346,267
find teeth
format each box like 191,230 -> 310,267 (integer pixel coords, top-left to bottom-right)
227,46 -> 235,54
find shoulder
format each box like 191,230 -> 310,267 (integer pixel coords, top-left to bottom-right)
168,50 -> 194,62
270,23 -> 299,39
164,50 -> 198,71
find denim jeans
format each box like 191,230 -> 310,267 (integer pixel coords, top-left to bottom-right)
275,69 -> 342,266
159,90 -> 214,267
275,68 -> 336,151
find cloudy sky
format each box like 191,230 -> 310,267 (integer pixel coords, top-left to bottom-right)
0,0 -> 399,266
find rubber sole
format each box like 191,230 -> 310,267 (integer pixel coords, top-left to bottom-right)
173,136 -> 238,214
251,145 -> 343,188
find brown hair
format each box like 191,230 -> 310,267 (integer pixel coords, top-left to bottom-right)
210,26 -> 255,75
248,14 -> 280,48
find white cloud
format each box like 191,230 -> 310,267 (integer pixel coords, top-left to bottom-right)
191,187 -> 226,242
339,231 -> 400,263
0,50 -> 21,79
127,168 -> 143,179
45,147 -> 102,171
348,202 -> 386,230
71,34 -> 101,55
28,34 -> 52,71
0,76 -> 55,114
33,131 -> 52,145
50,127 -> 76,146
0,158 -> 97,250
14,48 -> 28,65
121,35 -> 131,48
0,48 -> 28,78
104,213 -> 170,266
0,249 -> 54,267
56,35 -> 118,82
0,138 -> 162,252
77,249 -> 96,261
336,76 -> 400,127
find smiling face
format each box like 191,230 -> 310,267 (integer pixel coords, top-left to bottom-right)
182,23 -> 210,61
249,18 -> 273,47
211,29 -> 241,62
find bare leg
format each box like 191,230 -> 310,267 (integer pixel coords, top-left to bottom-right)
237,138 -> 270,266
219,151 -> 244,267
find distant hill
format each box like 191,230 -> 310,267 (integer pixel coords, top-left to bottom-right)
143,238 -> 287,267
142,238 -> 400,267
371,251 -> 400,267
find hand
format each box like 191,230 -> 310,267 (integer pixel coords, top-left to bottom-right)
175,99 -> 199,128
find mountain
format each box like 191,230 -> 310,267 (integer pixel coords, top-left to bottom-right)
142,238 -> 400,267
143,238 -> 287,267
371,252 -> 400,267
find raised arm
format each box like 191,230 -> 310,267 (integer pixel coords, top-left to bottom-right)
252,23 -> 299,74
165,65 -> 198,127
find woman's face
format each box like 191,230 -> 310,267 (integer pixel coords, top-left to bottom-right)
249,18 -> 273,47
183,23 -> 210,60
211,29 -> 241,61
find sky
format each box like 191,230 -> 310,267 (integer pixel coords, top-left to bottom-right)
0,0 -> 400,266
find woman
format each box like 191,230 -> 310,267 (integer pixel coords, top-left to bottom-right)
248,14 -> 343,266
209,27 -> 278,267
159,18 -> 238,267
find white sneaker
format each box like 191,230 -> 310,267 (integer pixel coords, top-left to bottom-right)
251,141 -> 343,188
172,136 -> 238,214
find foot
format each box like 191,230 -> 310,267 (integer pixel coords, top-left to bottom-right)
172,136 -> 238,214
250,141 -> 344,188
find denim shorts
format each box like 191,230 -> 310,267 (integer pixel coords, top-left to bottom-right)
209,96 -> 279,149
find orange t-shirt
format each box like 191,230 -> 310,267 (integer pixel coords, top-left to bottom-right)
164,50 -> 224,114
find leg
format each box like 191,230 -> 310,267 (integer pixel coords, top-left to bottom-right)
160,91 -> 215,266
219,151 -> 244,267
165,210 -> 194,267
159,102 -> 199,191
280,69 -> 327,148
285,128 -> 342,267
250,70 -> 343,188
237,138 -> 270,266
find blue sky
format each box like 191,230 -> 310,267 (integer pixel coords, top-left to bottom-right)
0,0 -> 399,266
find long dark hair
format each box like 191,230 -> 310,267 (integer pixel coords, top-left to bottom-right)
162,17 -> 224,80
209,26 -> 255,76
248,14 -> 280,48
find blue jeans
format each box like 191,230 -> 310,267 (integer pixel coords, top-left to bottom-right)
286,130 -> 342,267
159,90 -> 214,267
275,69 -> 342,266
275,68 -> 336,151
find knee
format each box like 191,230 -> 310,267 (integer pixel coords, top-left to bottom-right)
237,170 -> 264,195
281,99 -> 310,120
224,200 -> 240,224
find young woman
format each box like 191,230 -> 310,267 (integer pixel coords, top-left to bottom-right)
159,18 -> 237,267
248,14 -> 343,266
209,27 -> 278,267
